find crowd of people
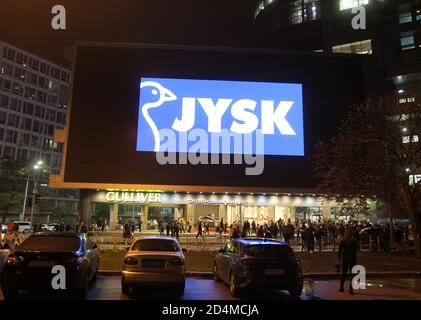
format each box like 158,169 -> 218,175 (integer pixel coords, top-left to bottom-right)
0,231 -> 25,250
226,218 -> 413,253
1,214 -> 414,255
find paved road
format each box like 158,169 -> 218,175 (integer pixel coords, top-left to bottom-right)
2,276 -> 421,300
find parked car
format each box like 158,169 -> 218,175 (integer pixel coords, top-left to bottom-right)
213,238 -> 303,298
47,223 -> 59,231
1,224 -> 8,235
0,248 -> 10,276
1,232 -> 99,299
199,215 -> 217,225
121,236 -> 186,296
12,221 -> 32,233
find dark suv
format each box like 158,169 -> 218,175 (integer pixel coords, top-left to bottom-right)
213,238 -> 303,298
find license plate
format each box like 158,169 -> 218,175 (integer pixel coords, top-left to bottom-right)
142,260 -> 165,268
264,269 -> 285,275
28,260 -> 55,267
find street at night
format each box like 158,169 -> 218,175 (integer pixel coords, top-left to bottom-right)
2,275 -> 421,301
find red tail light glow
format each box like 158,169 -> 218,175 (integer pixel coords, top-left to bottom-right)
124,257 -> 139,265
170,257 -> 184,266
5,255 -> 23,265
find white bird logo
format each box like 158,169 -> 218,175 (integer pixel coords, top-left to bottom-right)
140,81 -> 177,152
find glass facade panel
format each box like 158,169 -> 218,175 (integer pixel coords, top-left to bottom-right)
339,0 -> 369,11
332,39 -> 372,54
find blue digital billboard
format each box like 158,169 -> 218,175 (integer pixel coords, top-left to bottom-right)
136,78 -> 304,156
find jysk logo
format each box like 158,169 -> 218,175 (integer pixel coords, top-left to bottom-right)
136,78 -> 304,156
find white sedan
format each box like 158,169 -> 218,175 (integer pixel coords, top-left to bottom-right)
121,236 -> 186,296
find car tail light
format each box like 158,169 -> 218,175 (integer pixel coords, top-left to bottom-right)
5,255 -> 24,266
124,257 -> 139,265
170,257 -> 184,266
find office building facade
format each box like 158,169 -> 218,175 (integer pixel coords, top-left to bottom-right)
0,41 -> 78,223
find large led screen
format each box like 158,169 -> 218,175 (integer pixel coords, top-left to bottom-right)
63,43 -> 373,190
137,78 -> 304,156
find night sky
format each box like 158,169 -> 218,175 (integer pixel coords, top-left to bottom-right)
0,0 -> 257,65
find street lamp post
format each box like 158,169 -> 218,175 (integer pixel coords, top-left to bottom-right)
20,173 -> 30,221
20,161 -> 43,222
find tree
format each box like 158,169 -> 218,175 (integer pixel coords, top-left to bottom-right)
50,206 -> 74,223
0,160 -> 26,223
312,94 -> 421,257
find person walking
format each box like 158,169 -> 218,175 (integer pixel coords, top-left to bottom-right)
166,222 -> 171,237
315,225 -> 323,252
338,227 -> 358,294
174,221 -> 180,240
219,218 -> 224,235
251,220 -> 256,235
231,226 -> 241,239
257,225 -> 264,237
196,220 -> 203,239
303,225 -> 315,253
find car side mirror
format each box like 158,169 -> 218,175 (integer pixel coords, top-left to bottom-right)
182,248 -> 187,254
126,246 -> 130,251
218,248 -> 225,253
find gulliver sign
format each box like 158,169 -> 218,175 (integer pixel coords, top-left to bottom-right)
105,192 -> 162,203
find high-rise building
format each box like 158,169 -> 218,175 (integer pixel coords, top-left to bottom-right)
0,41 -> 78,223
253,0 -> 421,93
0,41 -> 70,170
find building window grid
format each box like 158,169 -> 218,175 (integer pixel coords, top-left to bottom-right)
3,47 -> 69,84
0,45 -> 68,163
400,31 -> 416,50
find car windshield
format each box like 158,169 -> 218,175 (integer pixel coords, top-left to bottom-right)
17,236 -> 81,252
246,244 -> 294,258
131,239 -> 179,252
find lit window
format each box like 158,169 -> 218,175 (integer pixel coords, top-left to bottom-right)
332,39 -> 372,54
339,0 -> 369,11
400,31 -> 415,50
409,174 -> 421,185
403,135 -> 419,144
399,12 -> 412,24
290,1 -> 303,24
399,4 -> 413,24
399,98 -> 416,105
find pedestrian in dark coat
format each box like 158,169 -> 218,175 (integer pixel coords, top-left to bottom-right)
196,221 -> 203,239
338,227 -> 358,294
166,222 -> 171,237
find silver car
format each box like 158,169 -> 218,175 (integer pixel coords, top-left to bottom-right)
121,236 -> 186,296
